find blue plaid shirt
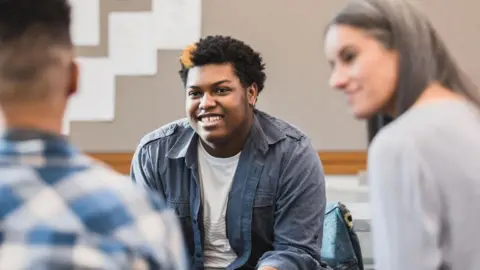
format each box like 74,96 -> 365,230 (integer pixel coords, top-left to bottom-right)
0,129 -> 188,269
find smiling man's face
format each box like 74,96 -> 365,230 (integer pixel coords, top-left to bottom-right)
185,63 -> 255,145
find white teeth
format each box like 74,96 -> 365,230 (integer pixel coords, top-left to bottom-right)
201,116 -> 222,123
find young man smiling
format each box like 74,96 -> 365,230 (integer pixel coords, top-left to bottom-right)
131,35 -> 327,270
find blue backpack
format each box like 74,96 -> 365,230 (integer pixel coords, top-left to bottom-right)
321,201 -> 364,270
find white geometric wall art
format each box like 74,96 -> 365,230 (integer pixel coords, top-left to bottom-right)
63,1 -> 202,135
62,116 -> 71,135
67,58 -> 116,121
69,0 -> 100,46
63,57 -> 115,134
153,0 -> 202,49
108,12 -> 158,76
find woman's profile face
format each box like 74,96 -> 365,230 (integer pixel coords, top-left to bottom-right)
324,24 -> 399,119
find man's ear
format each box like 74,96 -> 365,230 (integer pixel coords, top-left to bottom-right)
67,61 -> 79,97
247,83 -> 259,107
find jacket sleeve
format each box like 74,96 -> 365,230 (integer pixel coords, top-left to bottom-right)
130,143 -> 165,197
257,137 -> 326,270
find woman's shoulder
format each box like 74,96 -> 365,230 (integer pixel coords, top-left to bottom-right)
368,119 -> 413,166
369,99 -> 480,165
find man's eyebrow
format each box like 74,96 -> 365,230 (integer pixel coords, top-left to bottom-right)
188,79 -> 232,89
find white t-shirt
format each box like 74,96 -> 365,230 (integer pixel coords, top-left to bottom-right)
197,141 -> 240,269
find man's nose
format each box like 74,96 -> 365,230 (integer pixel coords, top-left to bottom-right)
199,93 -> 216,109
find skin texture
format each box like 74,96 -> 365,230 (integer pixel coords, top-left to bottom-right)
324,24 -> 399,119
185,63 -> 257,157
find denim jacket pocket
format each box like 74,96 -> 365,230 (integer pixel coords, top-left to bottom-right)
167,200 -> 190,217
167,200 -> 194,256
253,193 -> 274,208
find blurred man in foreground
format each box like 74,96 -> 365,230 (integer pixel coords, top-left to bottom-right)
0,0 -> 187,269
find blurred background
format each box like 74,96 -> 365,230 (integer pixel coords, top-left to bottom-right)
65,1 -> 480,268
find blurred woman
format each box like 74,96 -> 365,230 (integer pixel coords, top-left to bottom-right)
323,0 -> 480,269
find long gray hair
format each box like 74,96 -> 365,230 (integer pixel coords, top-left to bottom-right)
327,0 -> 480,116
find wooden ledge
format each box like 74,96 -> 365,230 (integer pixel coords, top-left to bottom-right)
87,151 -> 367,175
317,151 -> 366,175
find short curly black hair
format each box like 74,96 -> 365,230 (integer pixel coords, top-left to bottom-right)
179,35 -> 267,94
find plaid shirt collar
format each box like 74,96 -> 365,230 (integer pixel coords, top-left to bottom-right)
0,128 -> 90,168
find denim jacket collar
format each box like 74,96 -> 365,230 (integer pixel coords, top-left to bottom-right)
165,125 -> 197,168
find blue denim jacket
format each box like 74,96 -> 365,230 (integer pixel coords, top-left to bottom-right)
131,109 -> 327,269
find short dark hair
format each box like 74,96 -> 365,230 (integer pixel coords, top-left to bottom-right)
0,0 -> 71,45
0,0 -> 72,100
179,35 -> 267,94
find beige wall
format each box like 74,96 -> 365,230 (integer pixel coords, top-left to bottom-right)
70,0 -> 480,152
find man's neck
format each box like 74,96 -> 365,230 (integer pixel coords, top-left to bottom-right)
201,138 -> 245,158
1,107 -> 63,136
201,113 -> 254,158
